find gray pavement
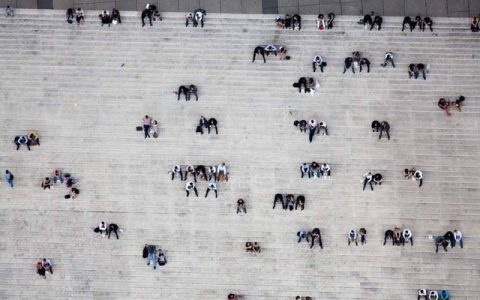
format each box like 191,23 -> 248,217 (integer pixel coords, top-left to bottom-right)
1,9 -> 480,300
1,0 -> 480,16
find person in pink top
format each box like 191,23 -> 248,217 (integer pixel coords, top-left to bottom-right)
143,115 -> 152,138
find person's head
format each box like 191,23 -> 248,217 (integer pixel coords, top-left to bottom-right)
296,297 -> 301,300
246,242 -> 251,247
237,198 -> 244,204
404,168 -> 409,174
145,115 -> 149,118
318,14 -> 324,19
45,177 -> 50,181
349,230 -> 355,237
6,170 -> 9,174
153,120 -> 158,125
308,78 -> 314,84
293,120 -> 299,127
6,5 -> 10,9
77,7 -> 82,10
360,228 -> 366,234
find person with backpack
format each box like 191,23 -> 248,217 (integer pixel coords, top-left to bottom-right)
381,52 -> 395,68
157,249 -> 167,266
327,12 -> 335,29
194,9 -> 206,27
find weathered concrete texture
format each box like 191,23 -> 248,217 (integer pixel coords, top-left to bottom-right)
1,9 -> 480,300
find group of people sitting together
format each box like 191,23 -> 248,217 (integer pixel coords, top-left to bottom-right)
245,242 -> 261,253
141,3 -> 162,27
170,163 -> 228,182
383,227 -> 413,246
13,131 -> 40,151
296,228 -> 323,249
358,11 -> 383,30
299,162 -> 331,179
344,51 -> 370,73
170,164 -> 228,198
293,119 -> 328,142
418,289 -> 450,300
65,8 -> 84,24
316,13 -> 335,30
40,169 -> 80,199
141,115 -> 159,138
98,9 -> 121,26
93,221 -> 123,239
252,45 -> 288,63
404,168 -> 424,187
437,95 -> 465,116
362,172 -> 383,191
142,244 -> 167,270
272,193 -> 306,211
35,258 -> 53,278
292,77 -> 320,95
408,63 -> 428,80
196,116 -> 218,135
175,84 -> 199,101
435,229 -> 463,253
347,228 -> 367,245
402,16 -> 433,32
371,120 -> 391,140
185,9 -> 206,27
274,14 -> 301,30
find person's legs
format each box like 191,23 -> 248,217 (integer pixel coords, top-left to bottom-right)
419,179 -> 423,187
186,190 -> 190,197
8,178 -> 13,188
318,236 -> 323,248
194,187 -> 198,197
113,229 -> 119,239
171,172 -> 175,180
16,142 -> 20,150
386,129 -> 390,140
214,126 -> 218,135
369,181 -> 374,191
310,237 -> 314,248
379,129 -> 383,139
391,59 -> 395,68
312,62 -> 316,72
144,125 -> 150,138
309,128 -> 315,143
422,70 -> 426,80
205,188 -> 210,197
460,238 -> 463,248
363,178 -> 368,190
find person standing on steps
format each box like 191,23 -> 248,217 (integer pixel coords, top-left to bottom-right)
143,115 -> 152,139
312,55 -> 327,73
5,170 -> 14,188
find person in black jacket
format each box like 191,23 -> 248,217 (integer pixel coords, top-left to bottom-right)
423,17 -> 433,32
372,15 -> 382,30
343,57 -> 355,73
208,118 -> 218,134
141,7 -> 152,27
188,85 -> 198,101
252,46 -> 265,63
177,85 -> 189,100
379,121 -> 390,140
359,58 -> 370,73
371,120 -> 381,132
108,223 -> 121,239
272,193 -> 284,209
292,14 -> 301,30
293,77 -> 308,93
402,16 -> 414,31
362,14 -> 372,29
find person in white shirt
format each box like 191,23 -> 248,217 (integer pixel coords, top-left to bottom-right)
41,258 -> 53,274
99,221 -> 108,236
207,166 -> 217,181
428,290 -> 439,300
205,182 -> 218,198
381,52 -> 395,68
185,181 -> 198,197
312,55 -> 327,73
414,170 -> 423,187
5,5 -> 14,17
217,163 -> 228,182
75,8 -> 84,25
363,172 -> 374,191
170,165 -> 183,181
194,9 -> 206,27
317,14 -> 325,30
348,229 -> 358,246
402,228 -> 413,246
321,163 -> 331,177
300,163 -> 311,178
453,229 -> 463,248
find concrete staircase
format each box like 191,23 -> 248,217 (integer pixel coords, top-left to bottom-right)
0,9 -> 479,300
